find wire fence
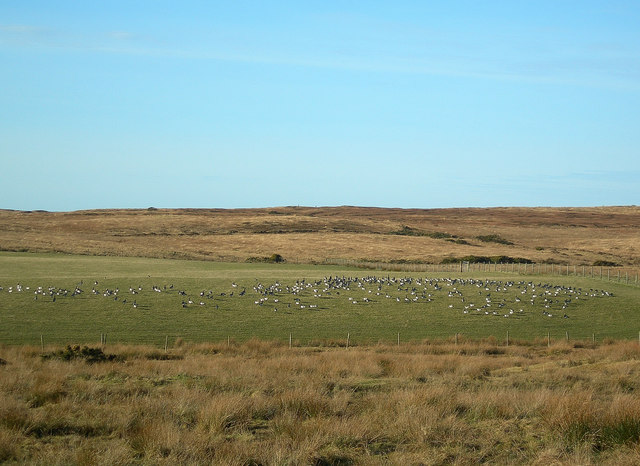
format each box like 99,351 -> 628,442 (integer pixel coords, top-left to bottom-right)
30,330 -> 640,350
323,258 -> 640,286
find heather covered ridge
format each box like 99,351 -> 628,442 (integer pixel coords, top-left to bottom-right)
0,206 -> 639,267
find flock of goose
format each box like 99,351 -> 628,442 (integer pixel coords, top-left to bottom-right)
0,276 -> 613,320
244,276 -> 613,319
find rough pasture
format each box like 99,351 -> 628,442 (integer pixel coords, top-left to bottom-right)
2,341 -> 640,464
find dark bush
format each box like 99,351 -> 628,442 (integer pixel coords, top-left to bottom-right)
246,254 -> 286,263
269,253 -> 285,263
391,226 -> 425,236
441,255 -> 533,264
391,226 -> 456,240
426,231 -> 454,239
42,345 -> 123,364
593,260 -> 620,267
447,239 -> 470,245
475,234 -> 514,245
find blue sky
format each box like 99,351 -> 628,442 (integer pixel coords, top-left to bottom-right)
1,1 -> 639,210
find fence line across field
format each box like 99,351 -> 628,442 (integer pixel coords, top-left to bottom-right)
323,258 -> 640,285
34,330 -> 640,350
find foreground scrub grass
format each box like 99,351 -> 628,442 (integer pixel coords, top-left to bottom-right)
1,340 -> 640,465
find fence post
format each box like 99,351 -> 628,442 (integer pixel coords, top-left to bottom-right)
346,333 -> 350,349
506,330 -> 509,347
41,335 -> 44,352
397,332 -> 400,347
289,333 -> 292,348
164,335 -> 168,352
547,332 -> 550,347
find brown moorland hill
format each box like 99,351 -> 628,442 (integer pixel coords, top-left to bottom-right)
0,206 -> 639,266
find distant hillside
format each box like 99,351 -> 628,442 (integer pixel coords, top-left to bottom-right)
1,206 -> 639,266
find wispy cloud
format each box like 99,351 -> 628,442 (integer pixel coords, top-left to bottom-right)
0,23 -> 58,47
77,40 -> 639,92
0,24 -> 44,33
565,169 -> 640,185
2,21 -> 639,91
108,31 -> 134,40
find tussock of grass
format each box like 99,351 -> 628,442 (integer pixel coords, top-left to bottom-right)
544,392 -> 640,451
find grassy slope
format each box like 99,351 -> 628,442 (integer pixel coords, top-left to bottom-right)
1,206 -> 639,266
1,253 -> 638,345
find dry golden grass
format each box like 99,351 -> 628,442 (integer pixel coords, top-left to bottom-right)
1,206 -> 639,266
1,340 -> 640,464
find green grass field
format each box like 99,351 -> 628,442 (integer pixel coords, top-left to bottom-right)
1,252 -> 638,346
